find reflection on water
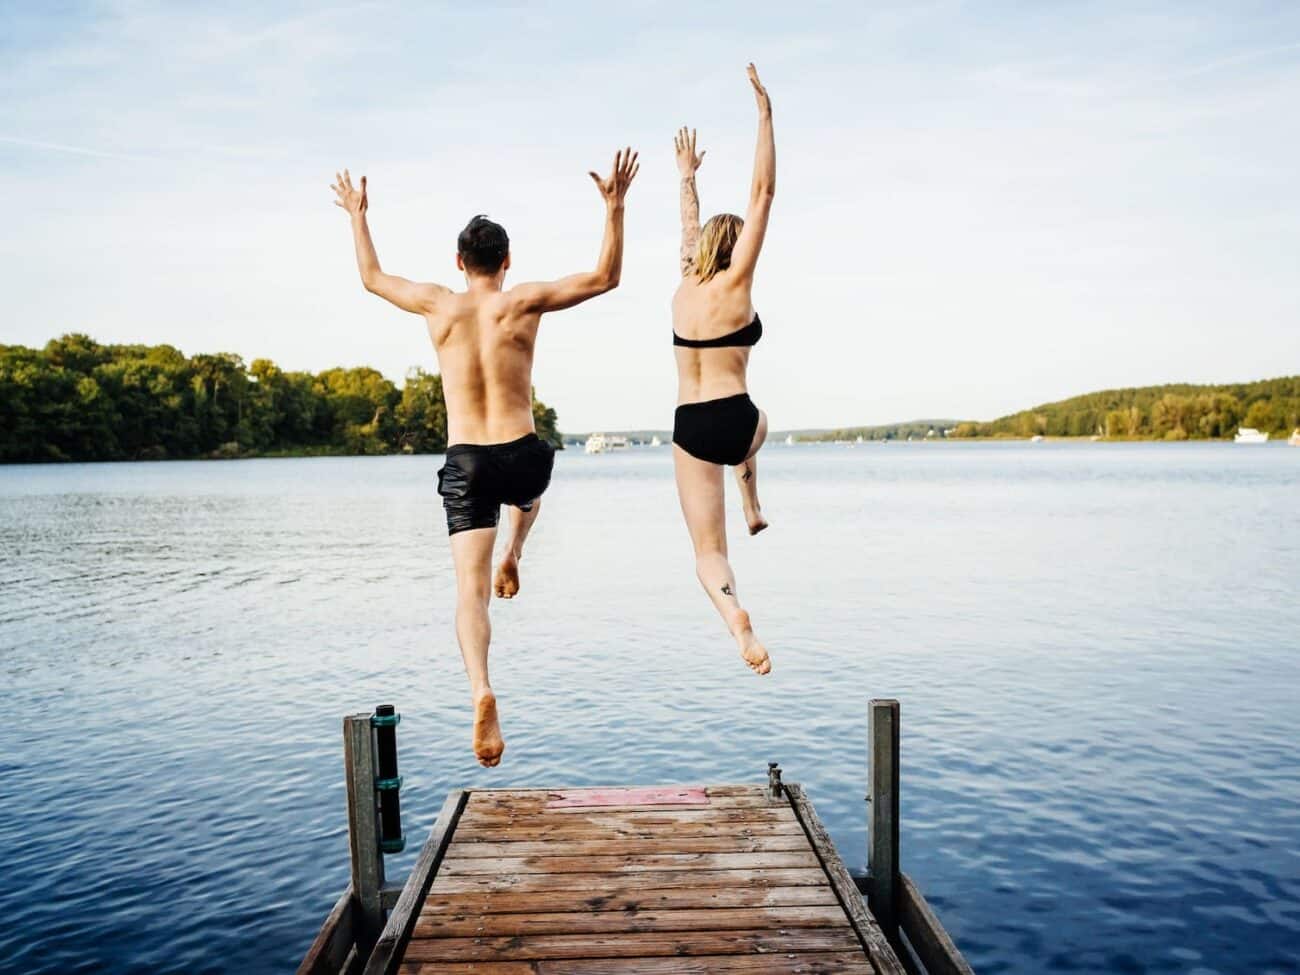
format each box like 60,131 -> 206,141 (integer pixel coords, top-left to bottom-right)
0,443 -> 1297,974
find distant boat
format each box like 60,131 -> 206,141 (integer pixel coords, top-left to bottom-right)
1234,427 -> 1269,444
855,435 -> 864,445
650,435 -> 662,447
1289,428 -> 1300,447
1031,434 -> 1044,443
584,433 -> 629,454
784,434 -> 795,446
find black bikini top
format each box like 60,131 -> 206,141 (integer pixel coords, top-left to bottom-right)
673,314 -> 762,349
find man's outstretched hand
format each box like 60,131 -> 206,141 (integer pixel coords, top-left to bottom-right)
589,147 -> 639,206
331,169 -> 367,217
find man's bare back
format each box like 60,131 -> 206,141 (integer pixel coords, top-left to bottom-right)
423,289 -> 542,445
332,149 -> 639,766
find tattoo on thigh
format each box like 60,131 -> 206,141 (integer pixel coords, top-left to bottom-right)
721,584 -> 734,596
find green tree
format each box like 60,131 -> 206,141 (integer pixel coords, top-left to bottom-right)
532,388 -> 562,448
395,369 -> 448,453
1243,399 -> 1276,433
0,334 -> 567,462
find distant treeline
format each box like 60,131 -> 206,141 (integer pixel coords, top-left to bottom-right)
949,377 -> 1300,440
797,420 -> 960,442
0,334 -> 561,462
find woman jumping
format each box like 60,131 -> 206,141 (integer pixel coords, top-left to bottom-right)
671,64 -> 775,675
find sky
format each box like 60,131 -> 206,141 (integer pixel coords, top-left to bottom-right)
2,1 -> 1298,432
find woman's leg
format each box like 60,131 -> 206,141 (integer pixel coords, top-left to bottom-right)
732,409 -> 769,535
674,444 -> 772,674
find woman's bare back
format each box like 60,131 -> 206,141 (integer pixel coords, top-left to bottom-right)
672,272 -> 756,404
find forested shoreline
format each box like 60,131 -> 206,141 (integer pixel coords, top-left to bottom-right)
949,377 -> 1299,440
3,335 -> 1295,461
0,334 -> 561,463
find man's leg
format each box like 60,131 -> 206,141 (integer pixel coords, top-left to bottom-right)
450,525 -> 506,767
494,500 -> 542,599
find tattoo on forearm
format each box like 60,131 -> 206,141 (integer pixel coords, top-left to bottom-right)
721,584 -> 734,596
680,176 -> 700,275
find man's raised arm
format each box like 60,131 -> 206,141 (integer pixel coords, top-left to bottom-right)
514,148 -> 639,314
332,169 -> 446,315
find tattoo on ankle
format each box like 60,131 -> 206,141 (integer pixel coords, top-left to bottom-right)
721,584 -> 734,596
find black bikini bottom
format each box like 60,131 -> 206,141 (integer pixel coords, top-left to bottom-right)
673,393 -> 760,466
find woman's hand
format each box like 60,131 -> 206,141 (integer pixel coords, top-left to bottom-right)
747,63 -> 771,118
675,127 -> 706,178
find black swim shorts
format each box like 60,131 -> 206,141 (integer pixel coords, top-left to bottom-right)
436,433 -> 555,535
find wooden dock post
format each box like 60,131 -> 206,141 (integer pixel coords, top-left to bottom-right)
869,698 -> 901,939
344,712 -> 385,953
767,760 -> 783,799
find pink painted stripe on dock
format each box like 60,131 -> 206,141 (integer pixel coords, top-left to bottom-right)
545,786 -> 710,808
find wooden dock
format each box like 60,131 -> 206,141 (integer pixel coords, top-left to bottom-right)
373,784 -> 904,974
299,702 -> 974,975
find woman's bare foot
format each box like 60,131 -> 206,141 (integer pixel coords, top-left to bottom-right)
744,508 -> 770,536
473,690 -> 505,767
493,557 -> 520,599
729,609 -> 772,675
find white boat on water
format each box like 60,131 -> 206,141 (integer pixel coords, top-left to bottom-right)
1031,434 -> 1044,443
784,434 -> 795,445
1234,427 -> 1269,444
650,435 -> 662,447
1289,428 -> 1300,447
584,433 -> 629,454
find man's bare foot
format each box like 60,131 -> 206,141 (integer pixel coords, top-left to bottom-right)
745,509 -> 770,536
473,690 -> 505,767
729,609 -> 772,675
493,557 -> 520,599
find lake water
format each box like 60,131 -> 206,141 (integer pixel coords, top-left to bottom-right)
0,443 -> 1296,975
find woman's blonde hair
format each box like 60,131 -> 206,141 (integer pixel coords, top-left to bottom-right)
696,213 -> 744,282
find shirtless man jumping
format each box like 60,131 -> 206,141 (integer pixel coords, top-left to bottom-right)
331,148 -> 639,766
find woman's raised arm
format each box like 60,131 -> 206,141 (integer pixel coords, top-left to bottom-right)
675,127 -> 706,276
728,64 -> 774,282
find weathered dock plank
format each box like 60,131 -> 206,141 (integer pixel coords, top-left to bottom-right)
413,904 -> 851,938
419,885 -> 840,914
428,866 -> 833,894
401,927 -> 867,962
786,784 -> 907,975
444,834 -> 813,857
397,952 -> 878,973
373,784 -> 906,974
457,807 -> 799,827
440,851 -> 823,874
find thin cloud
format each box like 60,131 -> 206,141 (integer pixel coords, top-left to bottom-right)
0,135 -> 164,164
1173,40 -> 1300,81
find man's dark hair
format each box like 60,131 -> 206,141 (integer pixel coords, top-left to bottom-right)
457,215 -> 509,274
